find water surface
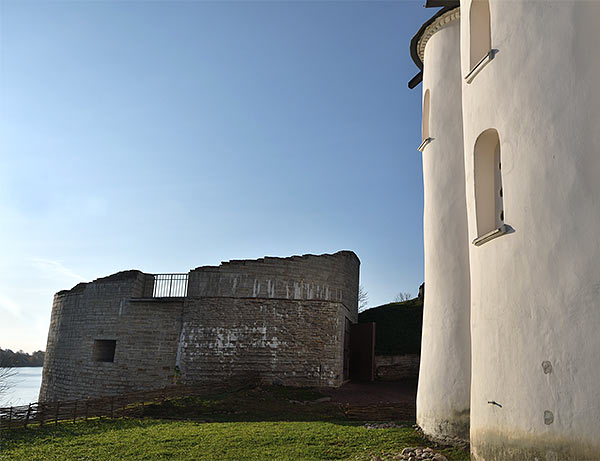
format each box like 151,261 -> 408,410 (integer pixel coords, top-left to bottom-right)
0,367 -> 43,406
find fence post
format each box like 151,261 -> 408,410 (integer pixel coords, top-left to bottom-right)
24,404 -> 32,429
0,384 -> 205,433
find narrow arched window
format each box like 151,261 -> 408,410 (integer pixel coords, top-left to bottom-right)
474,129 -> 503,238
469,0 -> 491,70
422,89 -> 430,141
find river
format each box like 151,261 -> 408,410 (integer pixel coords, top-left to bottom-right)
0,367 -> 43,406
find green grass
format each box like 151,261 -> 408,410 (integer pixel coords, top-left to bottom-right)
0,386 -> 470,461
358,298 -> 423,355
0,419 -> 468,461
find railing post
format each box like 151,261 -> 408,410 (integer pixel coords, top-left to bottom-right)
55,402 -> 60,427
151,273 -> 188,298
24,404 -> 32,429
73,400 -> 77,423
110,396 -> 114,419
8,407 -> 12,430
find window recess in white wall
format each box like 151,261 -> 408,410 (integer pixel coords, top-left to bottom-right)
466,0 -> 493,83
418,89 -> 433,152
473,129 -> 507,246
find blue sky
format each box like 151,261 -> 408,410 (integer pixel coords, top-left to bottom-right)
0,0 -> 432,352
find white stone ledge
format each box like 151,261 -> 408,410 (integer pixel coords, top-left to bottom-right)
465,49 -> 496,84
472,224 -> 508,246
418,137 -> 434,152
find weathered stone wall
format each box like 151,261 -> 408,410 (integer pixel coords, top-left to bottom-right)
374,354 -> 420,381
179,298 -> 349,387
39,271 -> 183,401
40,251 -> 359,401
178,251 -> 358,387
188,251 -> 359,313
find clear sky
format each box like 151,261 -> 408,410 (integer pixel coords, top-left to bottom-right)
0,0 -> 432,352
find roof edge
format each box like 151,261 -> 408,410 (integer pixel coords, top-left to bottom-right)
408,3 -> 460,89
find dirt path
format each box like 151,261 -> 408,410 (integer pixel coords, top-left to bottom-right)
320,380 -> 418,421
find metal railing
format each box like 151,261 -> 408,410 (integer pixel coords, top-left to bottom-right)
152,273 -> 188,297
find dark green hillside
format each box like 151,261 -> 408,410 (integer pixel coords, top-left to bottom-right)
358,298 -> 423,355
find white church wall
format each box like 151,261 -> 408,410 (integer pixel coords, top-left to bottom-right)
460,0 -> 600,458
417,11 -> 472,444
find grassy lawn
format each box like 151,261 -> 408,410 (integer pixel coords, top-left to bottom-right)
0,386 -> 470,460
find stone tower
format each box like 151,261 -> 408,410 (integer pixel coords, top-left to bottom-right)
40,251 -> 360,402
411,0 -> 600,459
411,5 -> 471,445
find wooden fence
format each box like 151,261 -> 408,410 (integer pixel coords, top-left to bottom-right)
0,384 -> 223,432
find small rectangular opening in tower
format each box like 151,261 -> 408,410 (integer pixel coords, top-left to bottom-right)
92,339 -> 116,362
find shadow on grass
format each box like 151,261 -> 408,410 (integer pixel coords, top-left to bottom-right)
141,385 -> 415,425
0,385 -> 412,446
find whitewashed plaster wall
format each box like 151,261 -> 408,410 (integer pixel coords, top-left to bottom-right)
460,0 -> 600,459
417,11 -> 472,444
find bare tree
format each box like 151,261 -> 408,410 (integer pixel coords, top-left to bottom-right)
0,352 -> 17,404
358,285 -> 369,312
394,292 -> 413,303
